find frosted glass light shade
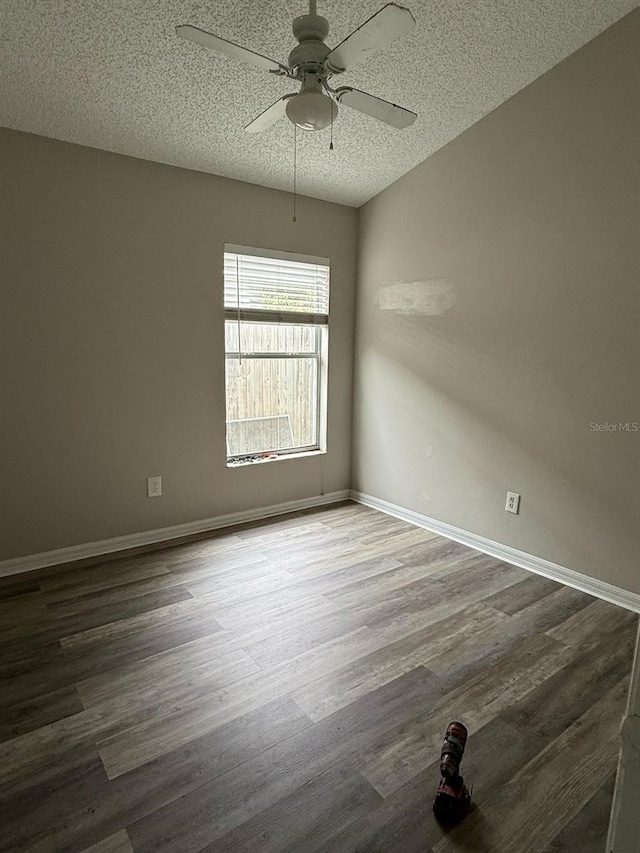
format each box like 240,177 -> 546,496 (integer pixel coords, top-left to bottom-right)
286,90 -> 338,131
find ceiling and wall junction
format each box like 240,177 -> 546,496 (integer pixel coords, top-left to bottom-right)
1,0 -> 636,206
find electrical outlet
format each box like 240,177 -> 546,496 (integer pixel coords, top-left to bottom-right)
147,476 -> 162,497
505,491 -> 520,514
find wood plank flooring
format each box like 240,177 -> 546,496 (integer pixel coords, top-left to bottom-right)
0,502 -> 636,853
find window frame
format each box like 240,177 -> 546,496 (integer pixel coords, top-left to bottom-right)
223,246 -> 330,465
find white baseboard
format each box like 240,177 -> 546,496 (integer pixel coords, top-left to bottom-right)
0,490 -> 350,577
350,490 -> 640,614
5,487 -> 638,617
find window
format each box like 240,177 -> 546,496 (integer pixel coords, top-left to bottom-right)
223,245 -> 330,464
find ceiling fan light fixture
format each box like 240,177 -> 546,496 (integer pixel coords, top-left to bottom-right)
177,2 -> 418,135
286,89 -> 338,131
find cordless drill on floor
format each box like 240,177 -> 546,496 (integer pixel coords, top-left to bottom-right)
433,721 -> 472,823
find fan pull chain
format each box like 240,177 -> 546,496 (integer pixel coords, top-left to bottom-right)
293,123 -> 297,223
330,106 -> 334,150
236,255 -> 242,365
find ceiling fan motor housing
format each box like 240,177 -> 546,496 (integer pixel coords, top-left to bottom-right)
289,13 -> 331,77
292,11 -> 329,43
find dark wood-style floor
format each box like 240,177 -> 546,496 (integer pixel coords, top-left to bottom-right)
0,502 -> 636,853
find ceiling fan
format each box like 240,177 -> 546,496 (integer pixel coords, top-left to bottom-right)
176,1 -> 417,134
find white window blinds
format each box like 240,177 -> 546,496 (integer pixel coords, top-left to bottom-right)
224,251 -> 330,316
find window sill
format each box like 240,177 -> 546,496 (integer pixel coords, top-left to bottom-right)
227,449 -> 326,468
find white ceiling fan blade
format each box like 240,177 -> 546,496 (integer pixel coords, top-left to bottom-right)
245,95 -> 296,133
176,25 -> 288,75
335,87 -> 416,128
325,3 -> 416,74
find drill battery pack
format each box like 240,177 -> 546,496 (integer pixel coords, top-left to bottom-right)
433,773 -> 472,824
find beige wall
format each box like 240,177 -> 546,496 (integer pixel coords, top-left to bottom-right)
353,12 -> 640,594
0,129 -> 357,559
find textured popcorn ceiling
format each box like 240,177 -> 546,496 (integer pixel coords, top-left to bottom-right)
1,1 -> 636,207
